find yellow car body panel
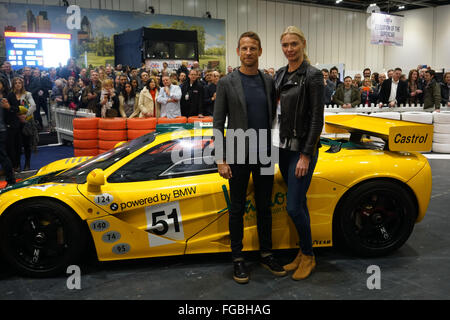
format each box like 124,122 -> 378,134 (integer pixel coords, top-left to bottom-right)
0,115 -> 433,263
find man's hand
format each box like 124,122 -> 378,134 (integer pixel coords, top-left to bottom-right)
218,162 -> 232,179
295,154 -> 310,178
389,101 -> 396,108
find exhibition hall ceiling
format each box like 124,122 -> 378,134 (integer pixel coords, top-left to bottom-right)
286,0 -> 450,12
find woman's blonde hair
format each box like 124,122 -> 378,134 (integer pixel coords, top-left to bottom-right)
102,78 -> 114,88
280,26 -> 310,64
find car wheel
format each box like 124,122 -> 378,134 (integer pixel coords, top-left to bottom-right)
0,199 -> 87,277
334,180 -> 417,257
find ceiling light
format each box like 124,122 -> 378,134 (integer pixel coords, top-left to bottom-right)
398,5 -> 405,9
370,3 -> 377,6
336,0 -> 343,4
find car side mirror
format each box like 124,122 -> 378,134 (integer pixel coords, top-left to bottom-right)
87,168 -> 105,192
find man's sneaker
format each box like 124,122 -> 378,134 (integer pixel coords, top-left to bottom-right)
260,254 -> 287,277
233,260 -> 249,284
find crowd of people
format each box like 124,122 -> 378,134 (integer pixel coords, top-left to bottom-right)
322,66 -> 450,110
0,56 -> 449,181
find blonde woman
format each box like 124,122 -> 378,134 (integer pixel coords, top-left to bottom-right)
136,77 -> 160,118
273,26 -> 324,280
7,77 -> 36,171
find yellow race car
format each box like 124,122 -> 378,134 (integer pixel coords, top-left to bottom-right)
0,115 -> 433,277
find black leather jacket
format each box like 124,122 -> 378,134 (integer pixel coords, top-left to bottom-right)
274,61 -> 324,156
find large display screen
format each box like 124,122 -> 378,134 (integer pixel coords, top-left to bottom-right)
4,31 -> 71,69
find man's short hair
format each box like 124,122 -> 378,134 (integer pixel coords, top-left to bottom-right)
344,76 -> 352,81
321,68 -> 329,73
238,31 -> 261,49
394,67 -> 402,72
330,66 -> 339,73
363,68 -> 371,73
425,69 -> 435,77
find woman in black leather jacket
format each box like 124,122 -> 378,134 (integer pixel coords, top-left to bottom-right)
273,26 -> 324,280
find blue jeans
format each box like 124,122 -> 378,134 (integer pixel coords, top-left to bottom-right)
278,148 -> 318,256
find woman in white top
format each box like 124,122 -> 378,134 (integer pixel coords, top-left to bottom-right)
137,77 -> 160,118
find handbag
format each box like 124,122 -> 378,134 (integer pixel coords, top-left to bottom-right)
22,120 -> 35,136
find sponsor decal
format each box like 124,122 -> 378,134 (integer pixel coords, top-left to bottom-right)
394,133 -> 428,144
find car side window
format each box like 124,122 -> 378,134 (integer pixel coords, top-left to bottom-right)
107,137 -> 217,183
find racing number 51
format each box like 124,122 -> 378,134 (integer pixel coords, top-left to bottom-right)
151,208 -> 180,235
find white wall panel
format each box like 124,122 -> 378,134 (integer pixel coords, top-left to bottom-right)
237,0 -> 248,38
194,0 -> 207,18
308,6 -> 317,65
77,0 -> 93,9
274,2 -> 284,68
183,0 -> 195,17
257,0 -> 267,68
247,0 -> 258,33
171,0 -> 183,16
206,0 -> 217,19
227,0 -> 238,68
265,1 -> 276,68
323,8 -> 333,65
435,5 -> 450,70
159,0 -> 172,15
384,8 -> 434,73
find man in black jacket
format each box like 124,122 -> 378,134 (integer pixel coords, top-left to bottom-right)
378,67 -> 408,107
213,31 -> 285,284
180,69 -> 204,117
203,71 -> 219,116
29,69 -> 52,130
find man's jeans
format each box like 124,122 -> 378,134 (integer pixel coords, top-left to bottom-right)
278,148 -> 318,256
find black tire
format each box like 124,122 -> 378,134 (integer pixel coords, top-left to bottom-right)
0,199 -> 87,278
333,180 -> 417,257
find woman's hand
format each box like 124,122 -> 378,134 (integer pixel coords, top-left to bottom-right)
295,154 -> 310,178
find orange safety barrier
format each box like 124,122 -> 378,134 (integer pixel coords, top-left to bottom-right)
73,117 -> 99,130
74,148 -> 98,157
98,118 -> 127,130
188,116 -> 213,123
73,129 -> 98,140
157,116 -> 187,124
73,139 -> 98,149
127,117 -> 157,130
98,129 -> 128,141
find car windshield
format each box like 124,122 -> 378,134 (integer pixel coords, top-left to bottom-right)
42,132 -> 156,184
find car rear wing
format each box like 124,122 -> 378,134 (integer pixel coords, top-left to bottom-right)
324,114 -> 433,152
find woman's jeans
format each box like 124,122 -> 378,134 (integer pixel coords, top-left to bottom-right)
278,148 -> 318,256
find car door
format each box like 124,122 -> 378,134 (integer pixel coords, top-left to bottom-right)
78,136 -> 230,259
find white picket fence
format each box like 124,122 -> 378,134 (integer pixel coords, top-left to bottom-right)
52,106 -> 96,144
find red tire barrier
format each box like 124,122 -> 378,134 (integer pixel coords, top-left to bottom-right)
73,129 -> 98,140
98,129 -> 127,141
98,118 -> 127,130
74,148 -> 98,157
127,117 -> 157,130
98,140 -> 127,150
73,117 -> 99,130
188,116 -> 213,123
73,139 -> 98,149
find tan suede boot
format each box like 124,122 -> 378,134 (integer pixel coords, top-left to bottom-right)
283,249 -> 303,272
292,254 -> 315,280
